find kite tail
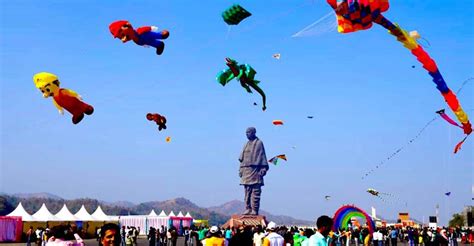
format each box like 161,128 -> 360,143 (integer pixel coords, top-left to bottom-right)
374,15 -> 472,152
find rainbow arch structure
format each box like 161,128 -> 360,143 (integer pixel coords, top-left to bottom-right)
333,205 -> 375,234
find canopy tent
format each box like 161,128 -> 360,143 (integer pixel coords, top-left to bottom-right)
184,212 -> 192,218
91,206 -> 111,221
176,211 -> 184,218
118,216 -> 147,235
7,202 -> 34,221
32,203 -> 58,221
74,205 -> 95,221
158,210 -> 167,217
147,211 -> 169,233
55,204 -> 78,221
168,211 -> 176,217
148,210 -> 158,217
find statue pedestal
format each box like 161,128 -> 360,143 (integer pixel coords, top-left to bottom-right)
222,214 -> 268,228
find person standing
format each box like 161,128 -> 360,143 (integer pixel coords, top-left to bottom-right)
308,216 -> 334,246
262,222 -> 284,246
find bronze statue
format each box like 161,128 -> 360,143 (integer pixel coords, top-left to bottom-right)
239,127 -> 269,215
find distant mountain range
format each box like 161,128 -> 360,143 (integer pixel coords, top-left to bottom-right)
0,193 -> 312,226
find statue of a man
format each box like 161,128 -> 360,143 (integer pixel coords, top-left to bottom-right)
239,127 -> 269,215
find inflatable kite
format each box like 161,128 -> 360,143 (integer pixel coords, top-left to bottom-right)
216,57 -> 267,111
146,113 -> 167,131
272,120 -> 284,125
33,72 -> 94,124
327,0 -> 472,153
269,154 -> 287,165
109,20 -> 170,55
222,4 -> 252,25
333,205 -> 375,234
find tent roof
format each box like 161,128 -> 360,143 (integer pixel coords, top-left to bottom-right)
168,211 -> 176,217
55,204 -> 78,221
74,205 -> 95,221
32,203 -> 59,221
91,206 -> 110,221
185,212 -> 192,218
177,211 -> 184,217
158,210 -> 167,217
7,202 -> 35,221
149,209 -> 158,217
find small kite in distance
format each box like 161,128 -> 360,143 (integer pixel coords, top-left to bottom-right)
269,154 -> 287,165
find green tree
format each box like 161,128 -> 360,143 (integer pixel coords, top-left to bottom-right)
448,213 -> 465,227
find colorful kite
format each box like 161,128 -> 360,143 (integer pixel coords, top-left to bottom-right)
333,205 -> 375,234
33,72 -> 94,124
269,154 -> 287,165
109,20 -> 170,55
222,4 -> 252,25
436,109 -> 463,129
216,57 -> 267,111
327,0 -> 472,153
146,113 -> 167,131
272,120 -> 284,125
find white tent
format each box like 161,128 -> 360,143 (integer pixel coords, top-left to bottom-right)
158,210 -> 167,217
184,212 -> 192,218
168,211 -> 176,217
177,211 -> 184,218
32,203 -> 58,221
74,205 -> 95,221
91,206 -> 111,221
55,204 -> 78,221
148,209 -> 158,217
7,202 -> 35,221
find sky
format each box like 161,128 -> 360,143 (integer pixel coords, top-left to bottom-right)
0,0 -> 473,226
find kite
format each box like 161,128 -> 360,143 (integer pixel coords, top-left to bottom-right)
33,72 -> 94,124
325,195 -> 331,200
444,192 -> 451,196
109,20 -> 170,55
222,4 -> 252,25
272,53 -> 281,60
216,57 -> 267,111
146,113 -> 167,131
363,78 -> 473,179
269,154 -> 287,165
333,205 -> 375,234
272,120 -> 284,125
326,0 -> 472,153
307,116 -> 314,119
436,109 -> 463,129
165,136 -> 171,142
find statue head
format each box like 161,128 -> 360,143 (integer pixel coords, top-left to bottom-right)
246,127 -> 256,140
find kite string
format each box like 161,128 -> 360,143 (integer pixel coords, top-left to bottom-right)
292,10 -> 335,37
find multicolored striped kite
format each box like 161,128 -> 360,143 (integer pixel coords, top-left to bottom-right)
327,0 -> 472,153
269,154 -> 287,165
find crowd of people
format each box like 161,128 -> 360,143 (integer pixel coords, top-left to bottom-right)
25,224 -> 84,246
21,218 -> 474,246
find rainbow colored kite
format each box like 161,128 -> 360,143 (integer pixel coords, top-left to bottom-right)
333,205 -> 375,234
269,154 -> 287,165
327,0 -> 472,153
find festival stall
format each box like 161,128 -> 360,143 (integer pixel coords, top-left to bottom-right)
0,216 -> 22,242
74,205 -> 98,236
147,210 -> 169,234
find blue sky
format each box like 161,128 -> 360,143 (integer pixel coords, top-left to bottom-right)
1,0 -> 472,225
